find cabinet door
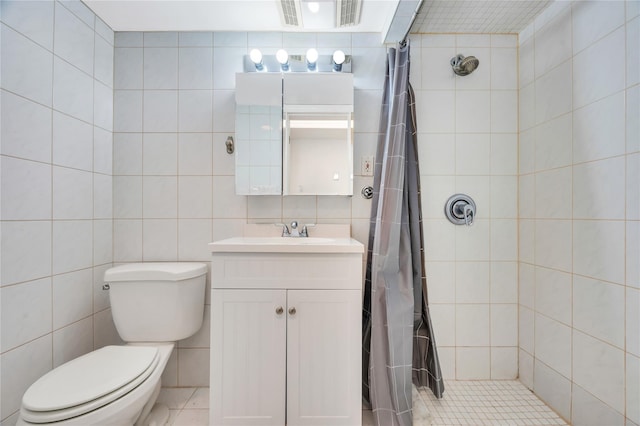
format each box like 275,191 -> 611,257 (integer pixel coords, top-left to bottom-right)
286,290 -> 362,426
211,289 -> 287,426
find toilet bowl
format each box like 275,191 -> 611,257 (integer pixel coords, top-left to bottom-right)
16,262 -> 207,426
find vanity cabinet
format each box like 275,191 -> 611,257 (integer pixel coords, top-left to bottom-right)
209,247 -> 363,426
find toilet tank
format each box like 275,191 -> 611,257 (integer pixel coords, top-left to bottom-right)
104,263 -> 207,342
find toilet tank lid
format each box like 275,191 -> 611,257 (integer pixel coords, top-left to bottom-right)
104,262 -> 207,282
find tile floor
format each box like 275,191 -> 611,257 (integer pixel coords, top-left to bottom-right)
159,380 -> 568,426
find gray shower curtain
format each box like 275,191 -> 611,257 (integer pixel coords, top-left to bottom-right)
362,41 -> 445,426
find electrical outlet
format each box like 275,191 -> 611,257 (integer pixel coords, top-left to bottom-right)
361,156 -> 374,176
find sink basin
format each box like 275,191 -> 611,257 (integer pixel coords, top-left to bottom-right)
208,236 -> 364,254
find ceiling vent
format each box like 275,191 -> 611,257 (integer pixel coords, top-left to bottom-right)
277,0 -> 361,28
279,0 -> 303,27
336,0 -> 362,27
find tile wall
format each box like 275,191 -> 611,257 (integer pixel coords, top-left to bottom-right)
412,34 -> 520,380
111,31 -> 385,387
0,1 -> 116,423
518,1 -> 639,424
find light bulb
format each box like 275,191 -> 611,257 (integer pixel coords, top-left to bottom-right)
276,49 -> 289,71
332,50 -> 346,72
307,1 -> 320,13
249,49 -> 262,64
306,48 -> 318,71
276,49 -> 289,64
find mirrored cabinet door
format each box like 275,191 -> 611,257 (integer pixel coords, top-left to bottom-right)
283,110 -> 353,196
235,73 -> 282,195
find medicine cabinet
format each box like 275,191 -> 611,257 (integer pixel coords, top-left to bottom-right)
234,73 -> 354,196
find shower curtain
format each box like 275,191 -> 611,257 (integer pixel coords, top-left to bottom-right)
362,41 -> 445,426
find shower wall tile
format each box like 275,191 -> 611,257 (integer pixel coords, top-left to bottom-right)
573,330 -> 625,414
626,287 -> 640,357
573,275 -> 625,349
520,6 -> 637,420
534,59 -> 572,124
490,347 -> 518,379
533,4 -> 572,78
573,91 -> 626,164
573,220 -> 625,284
628,16 -> 640,88
455,91 -> 490,133
533,359 -> 572,420
534,266 -> 572,325
490,48 -> 517,90
490,91 -> 518,133
534,113 -> 572,171
534,314 -> 572,378
628,222 -> 640,288
420,47 -> 456,90
572,0 -> 625,55
573,157 -> 626,220
519,37 -> 534,88
628,354 -> 640,424
573,27 -> 625,110
455,347 -> 490,380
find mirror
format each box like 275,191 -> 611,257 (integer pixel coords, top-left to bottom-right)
234,73 -> 354,196
283,110 -> 353,195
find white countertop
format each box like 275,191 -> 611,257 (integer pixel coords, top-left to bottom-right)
208,236 -> 365,254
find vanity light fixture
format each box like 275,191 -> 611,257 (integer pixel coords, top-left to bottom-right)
306,48 -> 319,71
276,49 -> 290,71
332,50 -> 346,72
250,49 -> 264,71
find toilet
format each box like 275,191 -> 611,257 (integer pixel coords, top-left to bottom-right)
16,262 -> 207,426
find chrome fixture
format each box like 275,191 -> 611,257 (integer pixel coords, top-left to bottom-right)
361,185 -> 373,199
306,48 -> 318,71
280,220 -> 314,237
276,49 -> 290,71
243,49 -> 351,73
445,194 -> 476,226
250,49 -> 264,71
450,54 -> 479,76
333,49 -> 346,72
225,136 -> 234,154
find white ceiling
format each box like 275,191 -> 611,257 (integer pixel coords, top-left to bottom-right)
83,0 -> 552,38
83,0 -> 400,33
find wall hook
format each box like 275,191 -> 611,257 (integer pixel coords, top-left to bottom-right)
225,136 -> 234,154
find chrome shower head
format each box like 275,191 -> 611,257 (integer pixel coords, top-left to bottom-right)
451,54 -> 479,76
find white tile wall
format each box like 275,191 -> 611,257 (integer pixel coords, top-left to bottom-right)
416,33 -> 519,380
0,1 -> 114,422
519,1 -> 638,423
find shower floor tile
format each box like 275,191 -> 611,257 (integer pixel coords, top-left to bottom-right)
161,380 -> 568,425
418,380 -> 568,425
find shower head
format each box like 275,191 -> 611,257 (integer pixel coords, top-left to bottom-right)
450,54 -> 479,76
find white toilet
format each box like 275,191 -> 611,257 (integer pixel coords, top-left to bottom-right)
16,262 -> 207,426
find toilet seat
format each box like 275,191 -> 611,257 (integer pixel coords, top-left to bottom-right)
20,346 -> 160,424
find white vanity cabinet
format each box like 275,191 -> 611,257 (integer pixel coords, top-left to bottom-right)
209,240 -> 363,426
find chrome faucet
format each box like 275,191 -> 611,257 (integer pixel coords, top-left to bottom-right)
280,221 -> 315,237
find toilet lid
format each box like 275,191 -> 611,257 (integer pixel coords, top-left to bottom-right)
22,345 -> 159,416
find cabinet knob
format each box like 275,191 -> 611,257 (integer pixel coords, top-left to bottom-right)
288,307 -> 296,315
276,306 -> 284,315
